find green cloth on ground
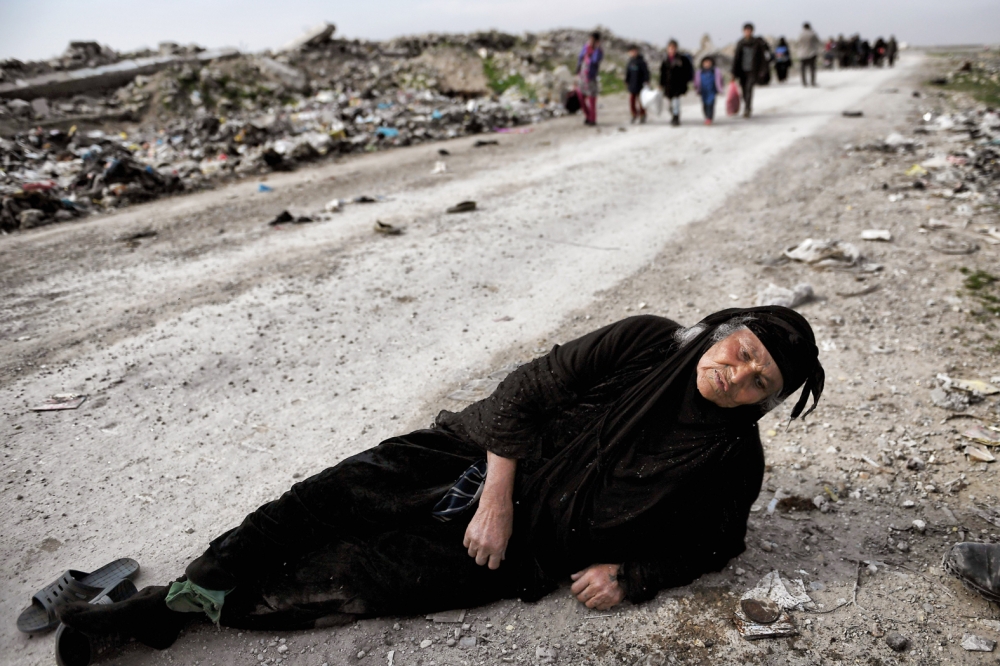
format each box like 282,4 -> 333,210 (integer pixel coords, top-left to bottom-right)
165,580 -> 231,624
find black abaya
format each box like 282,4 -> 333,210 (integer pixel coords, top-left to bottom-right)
200,314 -> 777,628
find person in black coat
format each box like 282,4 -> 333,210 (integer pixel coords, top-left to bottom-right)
731,22 -> 772,118
54,308 -> 825,659
659,39 -> 693,126
624,45 -> 651,124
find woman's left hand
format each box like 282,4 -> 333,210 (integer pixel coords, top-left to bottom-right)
570,564 -> 625,610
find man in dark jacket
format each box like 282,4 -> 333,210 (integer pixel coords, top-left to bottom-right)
659,39 -> 693,126
731,22 -> 771,118
624,45 -> 650,124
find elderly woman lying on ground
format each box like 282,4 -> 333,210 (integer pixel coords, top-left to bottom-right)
56,306 -> 824,659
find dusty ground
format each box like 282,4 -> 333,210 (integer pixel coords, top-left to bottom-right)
4,53 -> 1000,666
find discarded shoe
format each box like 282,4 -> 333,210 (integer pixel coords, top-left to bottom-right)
446,201 -> 477,214
18,558 -> 140,634
374,220 -> 404,235
943,542 -> 1000,604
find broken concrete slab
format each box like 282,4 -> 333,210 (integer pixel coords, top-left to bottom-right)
0,48 -> 239,100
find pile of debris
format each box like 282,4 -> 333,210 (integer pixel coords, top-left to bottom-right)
0,24 -> 661,232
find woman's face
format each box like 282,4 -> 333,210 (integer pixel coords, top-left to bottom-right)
696,329 -> 784,408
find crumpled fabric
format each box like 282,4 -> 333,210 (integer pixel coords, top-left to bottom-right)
165,580 -> 230,624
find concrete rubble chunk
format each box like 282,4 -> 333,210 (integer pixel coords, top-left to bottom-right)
281,22 -> 336,52
961,634 -> 996,652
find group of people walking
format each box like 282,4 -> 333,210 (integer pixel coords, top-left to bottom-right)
575,20 -> 891,127
824,34 -> 898,69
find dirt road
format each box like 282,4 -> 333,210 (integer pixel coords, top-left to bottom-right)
8,54 -> 999,665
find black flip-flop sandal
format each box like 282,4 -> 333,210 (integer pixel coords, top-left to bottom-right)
17,558 -> 139,634
55,580 -> 139,666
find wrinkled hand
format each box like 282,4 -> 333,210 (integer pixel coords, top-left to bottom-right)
571,564 -> 624,610
463,496 -> 513,569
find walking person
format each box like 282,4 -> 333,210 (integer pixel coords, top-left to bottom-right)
798,22 -> 821,86
887,36 -> 898,67
624,45 -> 650,124
576,32 -> 603,126
693,56 -> 724,125
773,38 -> 792,82
659,39 -> 693,126
731,23 -> 771,118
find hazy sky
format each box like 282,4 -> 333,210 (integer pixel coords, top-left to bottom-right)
2,0 -> 998,62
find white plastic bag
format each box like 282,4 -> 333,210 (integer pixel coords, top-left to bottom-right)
640,85 -> 663,116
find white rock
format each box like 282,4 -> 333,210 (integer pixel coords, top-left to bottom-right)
277,645 -> 288,654
902,500 -> 915,508
961,634 -> 996,652
912,519 -> 926,533
420,640 -> 432,649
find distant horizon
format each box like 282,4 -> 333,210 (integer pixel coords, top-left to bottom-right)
2,0 -> 998,63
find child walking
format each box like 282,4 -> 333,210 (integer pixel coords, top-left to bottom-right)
624,45 -> 650,124
693,56 -> 724,125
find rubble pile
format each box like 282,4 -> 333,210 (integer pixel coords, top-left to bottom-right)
0,24 -> 655,232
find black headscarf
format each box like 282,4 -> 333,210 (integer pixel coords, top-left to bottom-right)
517,306 -> 825,582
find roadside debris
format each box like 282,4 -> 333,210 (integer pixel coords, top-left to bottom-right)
842,110 -> 863,118
5,26 -> 643,231
268,209 -> 313,226
784,238 -> 880,272
31,393 -> 88,411
374,220 -> 404,235
733,571 -> 812,640
961,634 -> 996,652
431,161 -> 447,174
963,425 -> 1000,445
860,229 -> 892,241
755,282 -> 814,308
446,201 -> 476,214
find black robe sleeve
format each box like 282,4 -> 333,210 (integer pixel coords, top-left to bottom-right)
616,427 -> 764,603
435,315 -> 680,460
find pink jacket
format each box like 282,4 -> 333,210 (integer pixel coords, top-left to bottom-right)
693,67 -> 725,96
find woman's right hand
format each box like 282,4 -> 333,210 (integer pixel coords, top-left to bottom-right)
463,494 -> 513,569
463,452 -> 517,569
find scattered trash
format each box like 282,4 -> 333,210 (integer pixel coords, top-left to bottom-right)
438,149 -> 451,156
117,229 -> 157,242
929,232 -> 978,255
754,283 -> 814,309
961,634 -> 996,652
949,379 -> 1000,396
374,220 -> 404,235
963,425 -> 1000,446
324,199 -> 342,212
31,394 -> 88,411
431,161 -> 448,174
268,210 -> 313,226
472,140 -> 499,147
784,239 -> 879,271
842,110 -> 863,118
375,127 -> 400,139
258,184 -> 274,193
905,164 -> 929,177
733,571 -> 812,640
446,200 -> 477,214
965,445 -> 996,463
426,609 -> 466,623
860,230 -> 892,241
